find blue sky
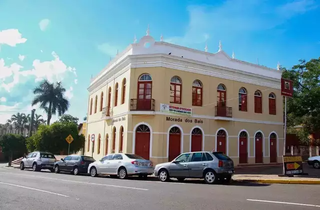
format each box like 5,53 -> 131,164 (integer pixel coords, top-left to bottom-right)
0,0 -> 319,124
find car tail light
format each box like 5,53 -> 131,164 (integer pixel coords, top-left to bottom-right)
80,161 -> 85,165
131,161 -> 138,166
218,160 -> 223,167
149,161 -> 153,167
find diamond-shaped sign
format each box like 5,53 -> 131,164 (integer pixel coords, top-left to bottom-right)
66,135 -> 74,144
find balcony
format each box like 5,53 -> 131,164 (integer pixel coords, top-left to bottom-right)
102,106 -> 111,118
215,106 -> 232,118
130,99 -> 155,111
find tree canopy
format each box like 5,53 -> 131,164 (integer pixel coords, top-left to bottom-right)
59,114 -> 79,125
283,57 -> 320,144
26,122 -> 85,154
0,134 -> 27,165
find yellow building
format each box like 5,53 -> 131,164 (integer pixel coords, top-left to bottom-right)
85,32 -> 284,166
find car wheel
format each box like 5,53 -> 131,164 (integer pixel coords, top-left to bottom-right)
50,168 -> 54,173
158,169 -> 170,182
90,167 -> 97,177
118,167 -> 128,179
313,161 -> 320,169
54,165 -> 60,173
20,162 -> 25,170
177,178 -> 185,182
32,163 -> 39,172
204,170 -> 216,184
73,167 -> 79,175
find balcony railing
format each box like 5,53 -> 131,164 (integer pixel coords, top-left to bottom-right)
130,99 -> 155,111
215,106 -> 232,118
102,106 -> 111,117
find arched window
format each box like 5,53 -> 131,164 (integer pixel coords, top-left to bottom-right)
170,76 -> 182,104
90,98 -> 93,115
192,80 -> 203,106
114,83 -> 119,107
105,134 -> 109,155
137,73 -> 152,110
92,134 -> 95,153
269,93 -> 276,115
217,84 -> 226,106
94,96 -> 98,113
254,90 -> 262,113
112,127 -> 116,153
119,126 -> 124,152
87,134 -> 90,152
121,78 -> 126,104
97,134 -> 101,154
100,92 -> 104,112
107,87 -> 111,115
239,87 -> 247,111
139,74 -> 152,81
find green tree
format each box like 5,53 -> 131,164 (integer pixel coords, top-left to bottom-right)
0,134 -> 27,166
59,114 -> 79,124
27,122 -> 85,154
10,113 -> 28,135
32,80 -> 69,125
282,57 -> 320,145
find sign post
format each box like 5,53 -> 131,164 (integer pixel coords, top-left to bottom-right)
65,134 -> 74,155
91,134 -> 95,157
282,156 -> 307,176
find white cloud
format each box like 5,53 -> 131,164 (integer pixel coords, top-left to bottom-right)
0,103 -> 20,124
166,0 -> 318,46
0,97 -> 6,102
0,29 -> 27,47
19,54 -> 25,61
97,43 -> 119,56
39,19 -> 50,31
65,86 -> 74,100
74,79 -> 78,84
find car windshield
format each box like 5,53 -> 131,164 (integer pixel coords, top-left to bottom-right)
83,156 -> 95,161
125,154 -> 144,159
40,153 -> 55,159
212,152 -> 231,160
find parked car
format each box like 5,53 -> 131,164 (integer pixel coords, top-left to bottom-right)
20,151 -> 56,172
54,155 -> 95,175
88,153 -> 153,179
307,156 -> 320,169
154,151 -> 234,184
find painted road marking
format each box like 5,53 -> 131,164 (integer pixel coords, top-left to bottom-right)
0,181 -> 69,198
247,199 -> 320,208
0,171 -> 149,191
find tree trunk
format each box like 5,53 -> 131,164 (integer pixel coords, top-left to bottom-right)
8,151 -> 12,167
47,102 -> 52,125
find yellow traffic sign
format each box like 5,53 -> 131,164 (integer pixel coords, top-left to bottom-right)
66,135 -> 74,144
294,162 -> 300,170
283,156 -> 302,162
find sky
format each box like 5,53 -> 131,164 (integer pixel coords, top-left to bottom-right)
0,0 -> 319,124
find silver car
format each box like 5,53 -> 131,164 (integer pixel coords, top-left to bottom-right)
88,153 -> 154,179
154,151 -> 234,184
20,151 -> 56,172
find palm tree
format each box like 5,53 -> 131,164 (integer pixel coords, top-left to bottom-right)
32,80 -> 69,125
33,114 -> 46,131
10,113 -> 27,135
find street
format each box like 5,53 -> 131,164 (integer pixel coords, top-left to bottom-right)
0,167 -> 319,210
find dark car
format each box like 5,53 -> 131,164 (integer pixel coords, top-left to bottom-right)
54,155 -> 95,175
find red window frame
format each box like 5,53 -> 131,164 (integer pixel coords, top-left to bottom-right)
97,134 -> 101,154
121,78 -> 126,104
119,127 -> 124,152
239,88 -> 247,112
170,82 -> 182,104
114,83 -> 118,107
269,94 -> 276,115
192,86 -> 202,106
100,92 -> 104,112
112,127 -> 116,153
254,91 -> 262,113
217,90 -> 226,106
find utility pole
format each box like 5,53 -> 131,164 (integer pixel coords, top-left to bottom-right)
28,109 -> 35,137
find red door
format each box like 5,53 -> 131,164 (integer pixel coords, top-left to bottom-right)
191,128 -> 202,152
169,131 -> 181,161
137,81 -> 152,110
135,125 -> 150,160
217,130 -> 226,154
239,132 -> 248,164
255,133 -> 263,163
270,134 -> 277,163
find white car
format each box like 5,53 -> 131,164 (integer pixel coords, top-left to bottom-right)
308,156 -> 320,169
88,153 -> 154,179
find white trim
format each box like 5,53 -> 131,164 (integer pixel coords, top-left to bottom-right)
189,126 -> 205,152
132,122 -> 153,158
167,124 -> 184,159
253,130 -> 265,159
150,156 -> 167,159
153,132 -> 167,135
205,134 -> 215,137
229,136 -> 238,138
268,131 -> 279,160
238,129 -> 250,158
215,128 -> 229,155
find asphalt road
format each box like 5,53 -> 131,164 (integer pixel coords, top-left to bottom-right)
0,167 -> 319,210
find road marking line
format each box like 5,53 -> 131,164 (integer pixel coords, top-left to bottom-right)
0,181 -> 69,198
247,199 -> 320,208
0,172 -> 149,191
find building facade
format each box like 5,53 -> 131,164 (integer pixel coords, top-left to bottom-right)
85,33 -> 284,166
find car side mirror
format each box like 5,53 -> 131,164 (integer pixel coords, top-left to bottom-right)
61,158 -> 64,161
172,160 -> 180,164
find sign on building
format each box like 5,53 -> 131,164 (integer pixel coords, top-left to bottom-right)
281,78 -> 293,97
160,103 -> 192,116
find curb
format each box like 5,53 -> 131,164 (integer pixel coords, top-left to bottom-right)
235,179 -> 320,185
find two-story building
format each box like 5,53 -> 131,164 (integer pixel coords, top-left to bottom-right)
85,32 -> 284,166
